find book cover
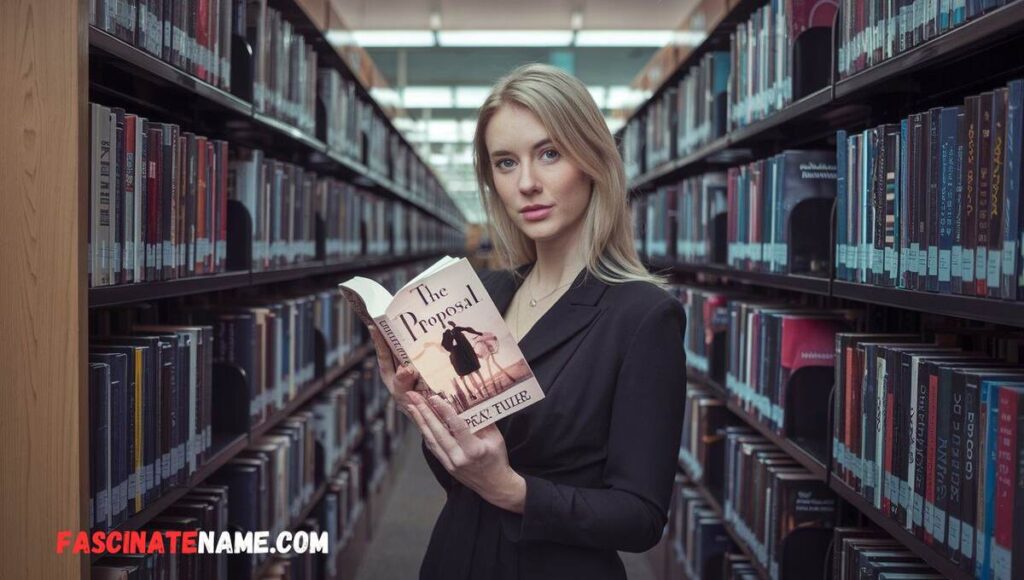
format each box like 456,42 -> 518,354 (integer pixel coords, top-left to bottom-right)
341,257 -> 544,432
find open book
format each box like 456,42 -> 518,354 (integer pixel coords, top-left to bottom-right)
340,256 -> 543,432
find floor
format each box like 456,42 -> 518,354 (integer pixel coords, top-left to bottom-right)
354,431 -> 657,580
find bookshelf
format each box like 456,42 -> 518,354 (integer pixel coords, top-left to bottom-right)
0,0 -> 465,576
626,0 -> 1024,578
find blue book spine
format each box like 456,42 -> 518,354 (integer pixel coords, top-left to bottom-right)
862,130 -> 872,284
979,380 -> 1002,580
1003,80 -> 1023,300
939,107 -> 960,293
900,119 -> 910,288
837,130 -> 849,281
954,0 -> 967,25
953,109 -> 967,294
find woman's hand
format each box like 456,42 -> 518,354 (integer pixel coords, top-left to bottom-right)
406,390 -> 527,514
369,327 -> 421,418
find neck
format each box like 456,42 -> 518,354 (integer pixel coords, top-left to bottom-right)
529,221 -> 587,291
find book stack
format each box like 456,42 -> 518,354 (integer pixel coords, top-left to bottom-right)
389,133 -> 411,190
726,150 -> 838,275
313,287 -> 360,370
673,172 -> 729,266
644,87 -> 677,172
88,324 -> 215,532
89,103 -> 230,288
248,0 -> 317,134
227,147 -> 318,271
673,285 -> 738,383
833,331 -> 1024,579
668,475 -> 740,580
832,527 -> 942,579
676,52 -> 731,157
726,301 -> 858,438
835,79 -> 1024,300
89,0 -> 236,91
723,430 -> 839,579
623,114 -> 646,181
318,67 -> 359,157
836,0 -> 1014,80
311,371 -> 367,479
95,484 -> 231,579
727,0 -> 837,130
723,554 -> 759,579
679,386 -> 744,496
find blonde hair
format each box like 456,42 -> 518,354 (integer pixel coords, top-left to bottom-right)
473,63 -> 667,287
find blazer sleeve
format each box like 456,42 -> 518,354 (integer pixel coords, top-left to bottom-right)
500,295 -> 688,552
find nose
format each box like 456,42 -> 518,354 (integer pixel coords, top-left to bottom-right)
517,160 -> 541,196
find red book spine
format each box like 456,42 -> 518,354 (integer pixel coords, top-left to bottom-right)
883,387 -> 896,514
196,0 -> 209,81
994,387 -> 1019,579
925,373 -> 939,544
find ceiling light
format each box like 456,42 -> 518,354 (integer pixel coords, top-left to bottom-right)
402,87 -> 453,109
438,30 -> 574,47
672,30 -> 707,46
575,30 -> 675,47
350,30 -> 435,47
325,29 -> 356,47
455,87 -> 491,109
587,87 -> 607,109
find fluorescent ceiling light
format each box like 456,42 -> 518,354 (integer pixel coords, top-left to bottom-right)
607,86 -> 650,109
575,30 -> 674,47
427,120 -> 460,143
605,118 -> 625,133
370,88 -> 401,108
325,30 -> 357,47
403,87 -> 453,109
458,120 -> 477,142
455,86 -> 491,109
438,30 -> 574,47
351,30 -> 435,47
672,30 -> 707,46
587,87 -> 607,109
429,153 -> 450,166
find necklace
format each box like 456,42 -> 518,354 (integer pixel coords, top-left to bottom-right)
526,272 -> 575,307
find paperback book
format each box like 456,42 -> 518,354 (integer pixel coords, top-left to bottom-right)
340,256 -> 544,432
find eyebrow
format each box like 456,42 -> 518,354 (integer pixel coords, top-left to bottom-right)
489,138 -> 553,159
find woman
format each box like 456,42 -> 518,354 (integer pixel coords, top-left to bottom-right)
368,63 -> 687,580
440,320 -> 488,400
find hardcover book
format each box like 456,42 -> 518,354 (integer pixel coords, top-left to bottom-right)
340,256 -> 544,432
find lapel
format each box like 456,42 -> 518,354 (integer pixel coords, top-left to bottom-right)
485,262 -> 608,365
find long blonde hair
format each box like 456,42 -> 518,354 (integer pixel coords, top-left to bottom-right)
473,63 -> 666,287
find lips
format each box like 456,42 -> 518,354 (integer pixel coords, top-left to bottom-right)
519,204 -> 553,222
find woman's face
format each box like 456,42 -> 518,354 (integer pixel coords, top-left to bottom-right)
484,103 -> 593,244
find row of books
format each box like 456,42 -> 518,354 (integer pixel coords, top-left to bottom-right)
91,484 -> 231,579
621,0 -> 836,181
832,527 -> 945,579
89,0 -> 236,90
723,429 -> 838,579
635,150 -> 838,278
723,297 -> 856,438
89,103 -> 230,287
835,78 -> 1024,301
836,0 -> 1019,80
674,286 -> 734,385
833,331 -> 1024,579
89,324 -> 215,532
679,386 -> 745,496
249,0 -> 317,134
668,475 -> 740,580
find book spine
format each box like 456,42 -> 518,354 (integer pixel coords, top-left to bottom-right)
992,387 -> 1019,580
989,88 -> 1008,296
1003,80 -> 1023,300
953,108 -> 967,294
976,93 -> 994,296
961,376 -> 980,572
964,97 -> 980,294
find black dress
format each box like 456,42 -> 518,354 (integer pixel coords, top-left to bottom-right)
442,325 -> 484,376
418,263 -> 688,580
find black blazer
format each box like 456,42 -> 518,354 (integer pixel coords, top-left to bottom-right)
419,263 -> 688,580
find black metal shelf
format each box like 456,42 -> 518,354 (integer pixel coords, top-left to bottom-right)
252,112 -> 326,154
89,270 -> 252,308
833,1 -> 1024,101
829,476 -> 971,580
88,253 -> 450,308
831,280 -> 1024,328
657,261 -> 833,297
687,370 -> 829,481
89,27 -> 253,117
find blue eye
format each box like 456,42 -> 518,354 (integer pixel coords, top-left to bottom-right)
541,149 -> 560,161
495,159 -> 516,170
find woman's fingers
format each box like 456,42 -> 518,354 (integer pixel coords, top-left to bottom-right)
407,403 -> 454,471
407,391 -> 463,461
427,394 -> 473,443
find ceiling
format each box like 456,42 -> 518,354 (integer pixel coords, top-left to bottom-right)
340,0 -> 698,31
342,0 -> 697,223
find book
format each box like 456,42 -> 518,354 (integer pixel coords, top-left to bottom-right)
340,256 -> 544,432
